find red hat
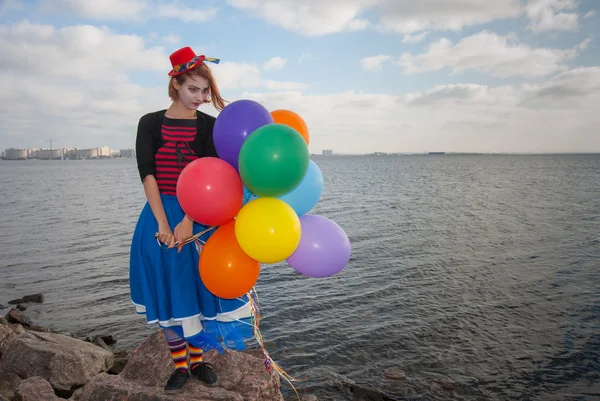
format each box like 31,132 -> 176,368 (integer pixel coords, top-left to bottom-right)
168,46 -> 220,77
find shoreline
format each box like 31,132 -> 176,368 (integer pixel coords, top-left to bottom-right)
0,293 -> 299,401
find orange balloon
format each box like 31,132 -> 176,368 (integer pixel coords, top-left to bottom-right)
199,221 -> 260,299
270,109 -> 310,145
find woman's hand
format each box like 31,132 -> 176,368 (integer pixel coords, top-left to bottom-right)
157,221 -> 176,248
174,215 -> 194,253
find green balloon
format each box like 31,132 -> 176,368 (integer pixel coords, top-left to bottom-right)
238,123 -> 309,197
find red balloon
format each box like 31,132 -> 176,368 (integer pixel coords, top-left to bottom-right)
176,157 -> 243,226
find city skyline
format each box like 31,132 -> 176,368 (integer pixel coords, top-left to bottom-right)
0,1 -> 599,154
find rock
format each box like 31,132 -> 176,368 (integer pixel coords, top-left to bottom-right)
8,324 -> 26,334
101,335 -> 117,346
16,305 -> 27,311
69,387 -> 84,401
85,335 -> 117,347
0,316 -> 7,326
13,377 -> 60,401
0,324 -> 16,356
28,325 -> 52,333
383,368 -> 407,380
6,309 -> 32,327
0,330 -> 114,394
70,388 -> 83,400
77,330 -> 284,401
8,294 -> 44,305
108,350 -> 131,375
23,294 -> 44,303
0,369 -> 21,401
113,349 -> 130,359
108,357 -> 129,375
92,337 -> 110,351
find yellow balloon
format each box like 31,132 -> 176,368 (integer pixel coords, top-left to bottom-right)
235,197 -> 301,263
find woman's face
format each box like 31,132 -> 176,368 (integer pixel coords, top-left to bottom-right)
175,74 -> 210,110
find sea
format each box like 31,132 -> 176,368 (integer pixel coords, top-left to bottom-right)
0,155 -> 598,401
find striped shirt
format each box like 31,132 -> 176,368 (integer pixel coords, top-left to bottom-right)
155,116 -> 199,195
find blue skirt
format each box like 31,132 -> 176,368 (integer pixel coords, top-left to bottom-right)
129,194 -> 254,352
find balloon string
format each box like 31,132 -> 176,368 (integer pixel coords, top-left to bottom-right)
154,225 -> 217,248
187,229 -> 302,398
246,287 -> 302,400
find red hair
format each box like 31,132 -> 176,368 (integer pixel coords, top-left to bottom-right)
168,62 -> 226,111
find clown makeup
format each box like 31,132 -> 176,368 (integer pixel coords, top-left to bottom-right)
174,74 -> 211,110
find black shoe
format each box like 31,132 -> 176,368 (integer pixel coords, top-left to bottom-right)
164,369 -> 189,394
190,362 -> 218,385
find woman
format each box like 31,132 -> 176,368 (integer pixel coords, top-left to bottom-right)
129,46 -> 253,394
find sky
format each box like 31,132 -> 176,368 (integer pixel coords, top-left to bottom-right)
0,0 -> 599,154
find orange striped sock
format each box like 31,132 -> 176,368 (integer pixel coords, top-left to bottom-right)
167,338 -> 188,371
189,344 -> 203,366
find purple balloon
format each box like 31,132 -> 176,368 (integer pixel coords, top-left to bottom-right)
286,214 -> 351,278
213,99 -> 274,170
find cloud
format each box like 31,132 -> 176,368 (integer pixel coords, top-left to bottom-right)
264,80 -> 309,91
522,67 -> 600,104
211,62 -> 263,89
584,10 -> 595,19
0,20 -> 308,150
402,32 -> 428,43
360,55 -> 392,71
0,21 -> 169,81
298,53 -> 313,64
227,0 -> 522,36
263,56 -> 287,71
525,0 -> 579,32
227,0 -> 373,36
376,0 -> 522,34
211,61 -> 308,91
37,0 -> 218,22
398,31 -> 586,78
154,3 -> 218,22
240,68 -> 600,153
162,34 -> 181,45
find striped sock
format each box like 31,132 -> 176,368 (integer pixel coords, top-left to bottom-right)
167,337 -> 188,371
189,344 -> 203,367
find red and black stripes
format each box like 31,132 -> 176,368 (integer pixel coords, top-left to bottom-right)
155,118 -> 198,195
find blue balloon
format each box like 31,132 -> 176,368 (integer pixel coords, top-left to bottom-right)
242,186 -> 258,206
277,159 -> 323,216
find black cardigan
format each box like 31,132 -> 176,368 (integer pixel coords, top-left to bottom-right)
135,109 -> 218,182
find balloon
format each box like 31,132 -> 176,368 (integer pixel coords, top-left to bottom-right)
271,109 -> 310,145
278,159 -> 323,216
177,157 -> 243,226
235,197 -> 301,263
242,186 -> 258,206
200,221 -> 261,299
214,99 -> 274,170
286,215 -> 351,278
238,123 -> 309,197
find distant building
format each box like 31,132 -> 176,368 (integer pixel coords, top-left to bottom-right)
3,145 -> 126,160
5,148 -> 29,160
119,148 -> 136,158
322,149 -> 333,156
32,148 -> 63,159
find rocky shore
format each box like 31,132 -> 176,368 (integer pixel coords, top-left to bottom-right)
0,294 -> 295,401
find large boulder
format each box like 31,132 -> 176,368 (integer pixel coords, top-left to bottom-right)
13,376 -> 60,401
0,329 -> 114,392
78,330 -> 284,401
